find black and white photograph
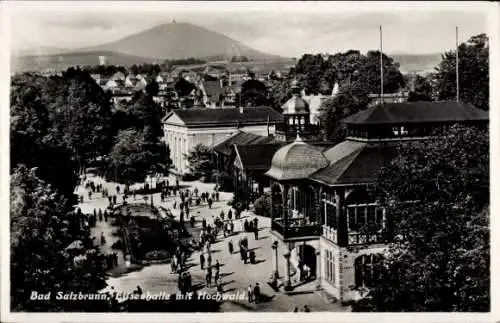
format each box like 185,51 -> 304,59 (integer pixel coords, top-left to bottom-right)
0,0 -> 497,321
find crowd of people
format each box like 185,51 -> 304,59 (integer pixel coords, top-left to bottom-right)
78,173 -> 316,311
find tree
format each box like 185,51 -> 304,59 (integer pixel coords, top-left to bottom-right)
184,144 -> 215,179
10,74 -> 79,202
108,129 -> 167,184
145,79 -> 160,97
292,54 -> 329,95
120,92 -> 164,141
407,73 -> 433,102
433,33 -> 489,110
241,78 -> 269,107
11,165 -> 107,311
319,82 -> 371,142
353,124 -> 489,312
175,77 -> 196,98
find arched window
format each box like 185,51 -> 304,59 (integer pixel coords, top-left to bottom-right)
354,254 -> 383,288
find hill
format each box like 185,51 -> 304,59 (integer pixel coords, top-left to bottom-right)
11,51 -> 157,73
391,53 -> 442,75
79,22 -> 284,61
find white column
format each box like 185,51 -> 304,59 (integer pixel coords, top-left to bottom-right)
173,135 -> 177,170
177,137 -> 181,172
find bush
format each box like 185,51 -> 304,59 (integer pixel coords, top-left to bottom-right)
254,194 -> 272,217
144,250 -> 170,260
181,173 -> 198,181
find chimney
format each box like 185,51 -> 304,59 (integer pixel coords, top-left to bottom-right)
239,106 -> 244,114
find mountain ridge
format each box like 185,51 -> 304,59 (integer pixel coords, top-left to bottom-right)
11,22 -> 443,75
75,22 -> 284,61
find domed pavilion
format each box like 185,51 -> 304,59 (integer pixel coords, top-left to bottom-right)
275,79 -> 321,142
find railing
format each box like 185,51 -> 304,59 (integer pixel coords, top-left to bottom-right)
271,219 -> 321,239
322,226 -> 337,243
347,231 -> 386,245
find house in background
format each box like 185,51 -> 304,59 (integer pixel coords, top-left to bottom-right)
125,74 -> 138,88
199,80 -> 225,108
110,71 -> 126,81
162,106 -> 283,174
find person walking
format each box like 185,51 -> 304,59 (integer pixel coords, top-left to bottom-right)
206,270 -> 212,288
247,285 -> 254,303
228,209 -> 232,220
253,283 -> 261,304
170,257 -> 178,274
254,226 -> 259,240
100,232 -> 106,245
214,260 -> 220,274
216,276 -> 223,292
214,270 -> 219,288
208,198 -> 213,209
242,247 -> 248,264
228,240 -> 234,254
207,254 -> 212,268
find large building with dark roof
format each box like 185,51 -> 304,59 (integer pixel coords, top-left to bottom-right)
162,106 -> 283,174
229,100 -> 487,303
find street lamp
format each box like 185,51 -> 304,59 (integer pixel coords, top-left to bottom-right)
271,240 -> 279,278
150,165 -> 156,207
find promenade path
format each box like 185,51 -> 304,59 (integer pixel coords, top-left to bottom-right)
75,174 -> 349,312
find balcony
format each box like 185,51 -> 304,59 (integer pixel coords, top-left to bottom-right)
271,218 -> 321,240
347,231 -> 386,245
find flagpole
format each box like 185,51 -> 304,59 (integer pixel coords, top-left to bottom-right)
380,25 -> 384,103
456,26 -> 460,102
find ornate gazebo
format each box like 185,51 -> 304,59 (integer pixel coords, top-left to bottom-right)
264,134 -> 328,289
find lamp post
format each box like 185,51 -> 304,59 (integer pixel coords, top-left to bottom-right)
271,240 -> 279,278
149,165 -> 156,207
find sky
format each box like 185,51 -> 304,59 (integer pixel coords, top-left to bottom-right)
4,1 -> 492,57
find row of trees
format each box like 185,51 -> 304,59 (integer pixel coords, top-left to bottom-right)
10,65 -> 174,310
10,68 -> 114,311
11,68 -> 114,202
318,33 -> 489,143
83,58 -> 207,78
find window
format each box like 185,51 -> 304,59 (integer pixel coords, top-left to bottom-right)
354,254 -> 382,288
347,205 -> 385,232
324,250 -> 335,284
324,202 -> 337,229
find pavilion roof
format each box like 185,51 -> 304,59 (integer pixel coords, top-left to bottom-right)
234,143 -> 285,170
309,141 -> 397,186
342,101 -> 488,125
213,131 -> 278,156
